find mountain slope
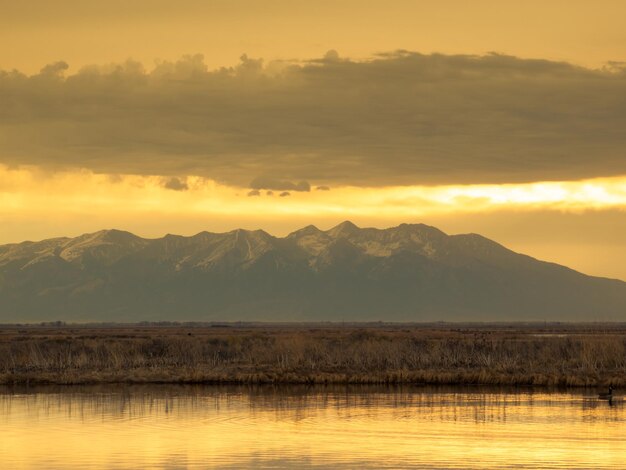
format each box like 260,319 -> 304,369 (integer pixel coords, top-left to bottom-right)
1,222 -> 625,322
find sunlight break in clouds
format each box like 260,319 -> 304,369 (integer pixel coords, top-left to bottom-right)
2,166 -> 626,231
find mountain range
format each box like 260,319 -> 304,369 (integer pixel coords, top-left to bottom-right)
1,221 -> 625,322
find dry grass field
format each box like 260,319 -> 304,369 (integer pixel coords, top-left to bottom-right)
1,323 -> 625,386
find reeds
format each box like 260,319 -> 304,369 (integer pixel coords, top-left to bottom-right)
1,326 -> 625,386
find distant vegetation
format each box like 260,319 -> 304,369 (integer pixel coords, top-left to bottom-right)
1,325 -> 625,387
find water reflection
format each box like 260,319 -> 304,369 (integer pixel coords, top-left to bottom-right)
0,385 -> 624,469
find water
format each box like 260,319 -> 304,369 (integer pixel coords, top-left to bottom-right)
0,385 -> 624,469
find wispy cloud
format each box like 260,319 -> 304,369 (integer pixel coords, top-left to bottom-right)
162,176 -> 188,191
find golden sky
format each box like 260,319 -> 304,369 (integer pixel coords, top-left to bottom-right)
1,0 -> 626,279
2,0 -> 626,73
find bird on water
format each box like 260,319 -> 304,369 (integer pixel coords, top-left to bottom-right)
598,386 -> 613,400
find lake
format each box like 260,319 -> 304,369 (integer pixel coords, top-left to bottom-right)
0,385 -> 624,469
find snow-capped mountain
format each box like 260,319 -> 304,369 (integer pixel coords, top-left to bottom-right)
1,222 -> 625,321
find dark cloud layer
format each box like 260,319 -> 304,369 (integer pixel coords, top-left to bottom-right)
1,52 -> 626,186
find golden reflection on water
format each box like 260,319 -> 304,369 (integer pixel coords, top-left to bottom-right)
0,385 -> 624,469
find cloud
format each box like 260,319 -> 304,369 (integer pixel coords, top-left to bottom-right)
316,185 -> 330,191
247,189 -> 261,197
279,191 -> 291,197
1,51 -> 626,186
162,176 -> 188,191
266,190 -> 274,196
249,177 -> 311,192
38,61 -> 69,77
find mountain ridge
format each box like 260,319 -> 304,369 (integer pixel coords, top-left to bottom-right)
1,221 -> 625,322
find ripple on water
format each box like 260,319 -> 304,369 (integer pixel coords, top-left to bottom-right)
0,385 -> 624,469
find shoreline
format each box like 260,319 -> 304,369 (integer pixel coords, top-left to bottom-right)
1,371 -> 623,387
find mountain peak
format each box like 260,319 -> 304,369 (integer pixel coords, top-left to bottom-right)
71,229 -> 142,246
230,228 -> 272,240
391,223 -> 447,237
327,220 -> 360,237
287,224 -> 322,238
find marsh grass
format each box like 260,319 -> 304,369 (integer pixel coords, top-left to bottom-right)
1,326 -> 625,386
